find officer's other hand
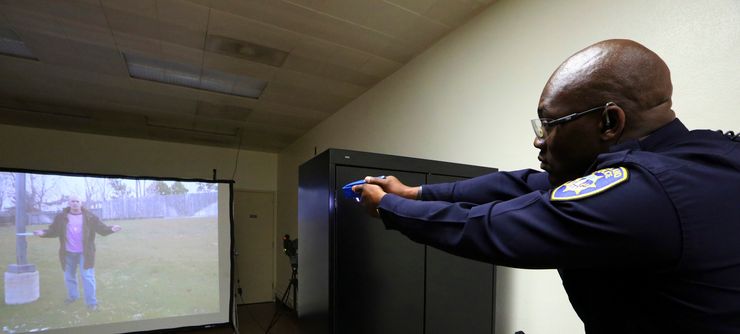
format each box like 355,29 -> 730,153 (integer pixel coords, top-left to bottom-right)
352,183 -> 387,217
33,230 -> 45,237
111,225 -> 122,232
364,175 -> 418,199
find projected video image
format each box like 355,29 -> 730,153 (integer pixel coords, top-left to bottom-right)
0,172 -> 224,333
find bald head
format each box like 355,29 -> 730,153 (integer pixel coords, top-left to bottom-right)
68,195 -> 82,214
535,40 -> 677,186
542,39 -> 675,139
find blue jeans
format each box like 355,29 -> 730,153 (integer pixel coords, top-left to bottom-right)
64,252 -> 97,306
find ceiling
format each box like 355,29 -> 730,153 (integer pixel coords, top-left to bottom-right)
0,0 -> 494,152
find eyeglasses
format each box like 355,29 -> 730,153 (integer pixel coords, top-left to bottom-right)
531,102 -> 615,139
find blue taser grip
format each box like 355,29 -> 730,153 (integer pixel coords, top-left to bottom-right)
342,176 -> 386,201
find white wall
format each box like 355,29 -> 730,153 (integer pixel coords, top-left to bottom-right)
277,0 -> 740,332
0,124 -> 277,191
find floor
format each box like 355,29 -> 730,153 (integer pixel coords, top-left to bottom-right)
182,301 -> 299,334
235,302 -> 299,334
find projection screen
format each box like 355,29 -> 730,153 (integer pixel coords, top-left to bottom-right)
0,168 -> 233,334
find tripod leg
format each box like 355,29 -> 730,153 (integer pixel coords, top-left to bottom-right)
265,278 -> 294,334
286,269 -> 298,311
280,279 -> 292,305
292,278 -> 297,312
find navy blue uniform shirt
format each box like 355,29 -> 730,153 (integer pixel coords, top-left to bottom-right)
378,119 -> 740,333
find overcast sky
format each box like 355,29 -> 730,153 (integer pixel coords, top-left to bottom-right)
1,172 -> 215,210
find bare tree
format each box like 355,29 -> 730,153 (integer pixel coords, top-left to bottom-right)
0,172 -> 18,211
197,182 -> 217,193
29,174 -> 59,211
0,174 -> 4,210
83,177 -> 109,206
109,179 -> 131,199
0,172 -> 11,210
171,181 -> 189,195
150,181 -> 171,196
97,178 -> 108,203
3,172 -> 16,211
135,179 -> 147,199
84,177 -> 95,204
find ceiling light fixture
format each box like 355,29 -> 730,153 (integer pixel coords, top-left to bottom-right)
123,52 -> 267,99
0,26 -> 38,61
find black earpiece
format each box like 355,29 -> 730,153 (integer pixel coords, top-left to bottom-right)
603,110 -> 615,130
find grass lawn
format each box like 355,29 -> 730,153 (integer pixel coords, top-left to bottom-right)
0,216 -> 220,333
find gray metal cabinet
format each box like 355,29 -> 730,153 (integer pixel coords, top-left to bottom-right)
298,149 -> 497,334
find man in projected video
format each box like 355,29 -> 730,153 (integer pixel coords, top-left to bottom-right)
34,195 -> 122,311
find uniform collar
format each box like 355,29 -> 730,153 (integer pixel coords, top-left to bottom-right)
609,118 -> 688,153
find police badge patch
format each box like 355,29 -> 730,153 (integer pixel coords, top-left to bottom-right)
551,167 -> 629,201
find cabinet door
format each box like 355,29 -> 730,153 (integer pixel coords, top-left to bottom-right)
335,166 -> 426,334
425,174 -> 495,334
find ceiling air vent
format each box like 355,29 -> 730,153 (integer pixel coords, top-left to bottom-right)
206,35 -> 288,67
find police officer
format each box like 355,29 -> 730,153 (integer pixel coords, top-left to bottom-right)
353,39 -> 740,333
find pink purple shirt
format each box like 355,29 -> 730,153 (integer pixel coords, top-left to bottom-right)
65,213 -> 84,253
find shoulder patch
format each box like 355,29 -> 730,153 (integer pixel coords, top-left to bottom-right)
551,167 -> 629,201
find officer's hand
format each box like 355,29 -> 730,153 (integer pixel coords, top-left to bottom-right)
364,175 -> 419,200
352,183 -> 387,217
111,225 -> 122,232
33,230 -> 45,237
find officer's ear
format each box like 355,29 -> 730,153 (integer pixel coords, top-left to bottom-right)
600,102 -> 625,141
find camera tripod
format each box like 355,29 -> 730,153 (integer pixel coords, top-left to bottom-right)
265,264 -> 297,334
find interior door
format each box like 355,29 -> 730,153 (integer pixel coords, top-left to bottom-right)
334,166 -> 426,334
234,191 -> 275,304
